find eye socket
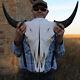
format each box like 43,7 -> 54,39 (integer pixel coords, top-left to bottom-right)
30,28 -> 32,31
47,28 -> 50,32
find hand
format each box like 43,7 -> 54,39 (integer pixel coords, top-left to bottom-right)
14,22 -> 26,46
53,23 -> 65,44
16,22 -> 26,35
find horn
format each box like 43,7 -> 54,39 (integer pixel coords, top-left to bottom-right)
2,3 -> 19,28
54,1 -> 79,28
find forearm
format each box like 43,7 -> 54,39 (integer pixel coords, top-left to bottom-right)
11,42 -> 22,57
14,34 -> 24,57
14,22 -> 26,47
14,34 -> 24,48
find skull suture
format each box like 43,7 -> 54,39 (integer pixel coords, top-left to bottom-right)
25,18 -> 56,72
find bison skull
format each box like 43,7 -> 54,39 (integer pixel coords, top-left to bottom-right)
25,18 -> 56,72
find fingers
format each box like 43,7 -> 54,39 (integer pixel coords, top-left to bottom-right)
53,23 -> 65,36
16,22 -> 26,35
57,23 -> 64,30
19,24 -> 26,33
57,29 -> 64,36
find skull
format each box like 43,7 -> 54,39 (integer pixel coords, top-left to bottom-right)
25,18 -> 56,72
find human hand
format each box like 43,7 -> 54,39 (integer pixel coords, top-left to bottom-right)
16,22 -> 26,35
53,23 -> 65,44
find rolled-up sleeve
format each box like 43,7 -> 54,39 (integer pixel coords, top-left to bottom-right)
11,42 -> 22,57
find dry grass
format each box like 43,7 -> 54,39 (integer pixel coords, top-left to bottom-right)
0,35 -> 80,80
55,36 -> 80,80
64,34 -> 80,38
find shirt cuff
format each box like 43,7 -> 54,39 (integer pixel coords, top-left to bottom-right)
11,42 -> 22,57
57,41 -> 65,56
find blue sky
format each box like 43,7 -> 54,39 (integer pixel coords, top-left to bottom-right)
44,0 -> 80,34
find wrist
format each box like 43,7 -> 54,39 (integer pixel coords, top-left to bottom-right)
59,40 -> 63,45
14,40 -> 21,47
57,37 -> 63,45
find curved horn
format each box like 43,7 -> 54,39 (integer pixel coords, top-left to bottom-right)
2,3 -> 19,28
54,1 -> 79,28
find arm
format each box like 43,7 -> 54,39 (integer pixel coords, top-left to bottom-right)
14,22 -> 26,47
53,23 -> 65,56
11,22 -> 26,57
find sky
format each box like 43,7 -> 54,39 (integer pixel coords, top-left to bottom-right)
44,0 -> 80,34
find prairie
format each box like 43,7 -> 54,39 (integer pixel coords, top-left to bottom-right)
55,34 -> 80,80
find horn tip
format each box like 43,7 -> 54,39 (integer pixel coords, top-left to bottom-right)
77,1 -> 79,5
77,1 -> 79,3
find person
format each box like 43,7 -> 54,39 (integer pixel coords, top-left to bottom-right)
11,0 -> 65,80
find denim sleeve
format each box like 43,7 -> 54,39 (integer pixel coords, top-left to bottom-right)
56,42 -> 65,57
50,35 -> 65,57
11,42 -> 22,57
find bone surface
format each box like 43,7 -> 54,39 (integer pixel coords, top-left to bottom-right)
25,18 -> 56,72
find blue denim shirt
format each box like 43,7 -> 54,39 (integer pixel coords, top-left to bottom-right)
11,35 -> 65,73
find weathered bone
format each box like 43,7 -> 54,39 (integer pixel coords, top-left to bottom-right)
25,18 -> 56,72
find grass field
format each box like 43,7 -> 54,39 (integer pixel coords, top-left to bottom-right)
55,35 -> 80,80
0,34 -> 80,80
